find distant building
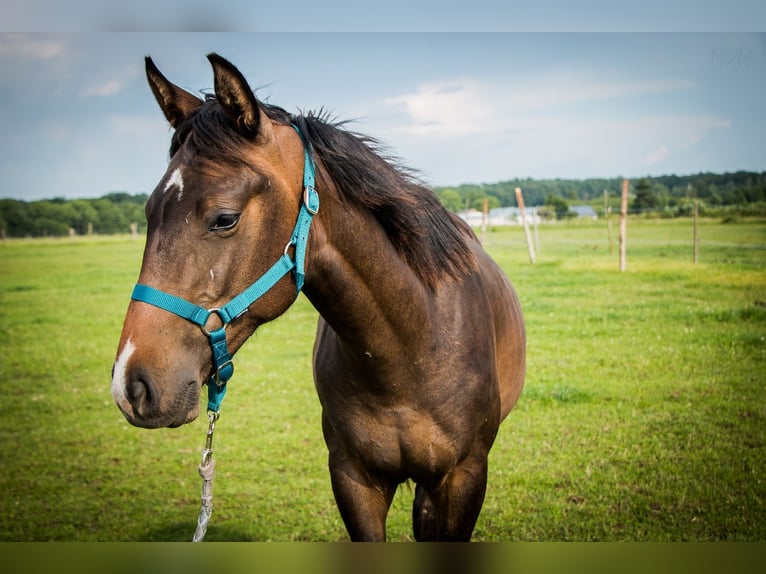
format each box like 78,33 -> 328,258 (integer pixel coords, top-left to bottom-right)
569,205 -> 598,219
488,207 -> 520,226
457,206 -> 541,227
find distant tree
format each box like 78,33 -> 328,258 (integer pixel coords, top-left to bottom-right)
632,178 -> 658,213
70,200 -> 99,235
0,199 -> 31,236
536,205 -> 556,221
103,191 -> 138,204
29,201 -> 76,236
436,172 -> 766,213
544,194 -> 571,220
92,198 -> 128,234
653,182 -> 671,208
470,195 -> 500,211
437,188 -> 463,212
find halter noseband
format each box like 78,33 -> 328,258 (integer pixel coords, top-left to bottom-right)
130,124 -> 319,413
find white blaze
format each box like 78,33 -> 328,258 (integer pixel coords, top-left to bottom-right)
111,338 -> 135,414
163,167 -> 184,200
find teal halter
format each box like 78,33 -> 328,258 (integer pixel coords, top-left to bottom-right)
130,124 -> 318,413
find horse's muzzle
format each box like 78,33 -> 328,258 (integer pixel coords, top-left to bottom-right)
115,379 -> 200,429
111,339 -> 201,428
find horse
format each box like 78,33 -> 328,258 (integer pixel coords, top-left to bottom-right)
111,53 -> 525,541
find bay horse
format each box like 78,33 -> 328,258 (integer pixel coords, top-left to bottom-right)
111,53 -> 525,541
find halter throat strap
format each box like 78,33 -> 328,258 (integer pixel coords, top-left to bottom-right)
130,124 -> 318,412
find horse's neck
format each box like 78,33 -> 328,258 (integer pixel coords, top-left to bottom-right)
303,191 -> 433,359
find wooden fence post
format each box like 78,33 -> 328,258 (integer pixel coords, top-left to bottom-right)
515,187 -> 536,264
605,189 -> 613,254
607,207 -> 613,255
693,200 -> 699,264
619,179 -> 629,272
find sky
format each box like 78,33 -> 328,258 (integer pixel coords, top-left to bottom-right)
0,5 -> 764,200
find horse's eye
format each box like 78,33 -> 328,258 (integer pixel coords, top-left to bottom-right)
210,213 -> 240,231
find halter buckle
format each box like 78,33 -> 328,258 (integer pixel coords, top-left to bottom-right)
211,359 -> 234,387
303,186 -> 319,215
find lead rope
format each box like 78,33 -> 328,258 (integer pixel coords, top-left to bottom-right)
192,410 -> 219,542
180,124 -> 314,542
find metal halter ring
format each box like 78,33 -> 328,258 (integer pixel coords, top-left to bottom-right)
200,307 -> 229,337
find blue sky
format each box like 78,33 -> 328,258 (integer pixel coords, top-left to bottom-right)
5,1 -> 766,33
0,30 -> 764,199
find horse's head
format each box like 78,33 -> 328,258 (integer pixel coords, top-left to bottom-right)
111,54 -> 308,428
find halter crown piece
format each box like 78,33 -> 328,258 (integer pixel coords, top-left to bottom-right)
130,124 -> 318,413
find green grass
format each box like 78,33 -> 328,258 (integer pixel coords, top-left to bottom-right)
0,218 -> 764,541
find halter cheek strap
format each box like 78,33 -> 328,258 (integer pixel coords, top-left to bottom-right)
130,124 -> 318,413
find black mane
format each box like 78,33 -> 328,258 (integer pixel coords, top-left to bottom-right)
173,98 -> 477,289
293,112 -> 477,289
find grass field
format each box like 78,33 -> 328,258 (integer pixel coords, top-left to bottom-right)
0,217 -> 764,541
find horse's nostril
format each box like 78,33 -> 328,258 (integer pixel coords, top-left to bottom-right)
126,376 -> 150,409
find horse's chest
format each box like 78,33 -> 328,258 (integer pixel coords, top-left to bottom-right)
335,405 -> 461,481
314,329 -> 483,480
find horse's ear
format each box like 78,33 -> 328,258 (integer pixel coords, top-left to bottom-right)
145,57 -> 203,128
207,53 -> 261,137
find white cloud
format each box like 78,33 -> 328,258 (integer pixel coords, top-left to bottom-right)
386,72 -> 697,141
509,115 -> 731,174
81,79 -> 124,98
386,79 -> 493,137
505,73 -> 695,112
107,114 -> 166,136
644,145 -> 671,166
373,109 -> 731,183
0,34 -> 66,60
375,71 -> 729,180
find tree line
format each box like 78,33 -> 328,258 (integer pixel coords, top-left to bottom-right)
1,171 -> 765,237
434,171 -> 766,219
0,192 -> 148,238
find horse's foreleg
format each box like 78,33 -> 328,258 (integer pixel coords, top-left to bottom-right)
327,451 -> 396,541
415,452 -> 489,541
322,414 -> 395,541
413,483 -> 438,540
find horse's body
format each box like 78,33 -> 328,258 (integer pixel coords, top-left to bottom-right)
111,54 -> 525,541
